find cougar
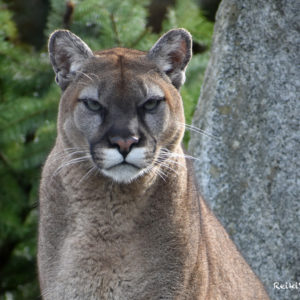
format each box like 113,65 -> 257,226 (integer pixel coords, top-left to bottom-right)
38,28 -> 269,299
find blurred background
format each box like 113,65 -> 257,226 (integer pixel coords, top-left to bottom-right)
0,0 -> 219,298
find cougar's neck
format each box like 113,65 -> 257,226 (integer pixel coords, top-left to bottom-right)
54,135 -> 190,213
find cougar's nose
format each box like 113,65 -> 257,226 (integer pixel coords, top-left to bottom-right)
109,136 -> 139,155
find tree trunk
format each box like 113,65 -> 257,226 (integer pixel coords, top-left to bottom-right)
189,1 -> 300,299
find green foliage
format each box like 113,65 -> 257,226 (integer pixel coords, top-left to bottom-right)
0,0 -> 213,298
163,0 -> 214,45
0,3 -> 58,299
162,0 -> 214,143
47,0 -> 158,50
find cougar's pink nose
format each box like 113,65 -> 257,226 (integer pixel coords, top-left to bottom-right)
109,136 -> 139,154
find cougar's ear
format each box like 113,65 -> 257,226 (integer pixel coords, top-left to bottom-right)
48,30 -> 94,90
148,29 -> 192,89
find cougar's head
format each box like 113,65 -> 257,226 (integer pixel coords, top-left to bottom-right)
49,29 -> 192,183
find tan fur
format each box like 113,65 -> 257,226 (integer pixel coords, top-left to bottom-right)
38,29 -> 269,299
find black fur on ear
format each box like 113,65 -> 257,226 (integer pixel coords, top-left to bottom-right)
48,30 -> 94,90
148,28 -> 192,89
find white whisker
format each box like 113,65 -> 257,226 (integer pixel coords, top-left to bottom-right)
75,70 -> 95,83
151,166 -> 167,182
160,158 -> 186,169
52,155 -> 91,178
64,147 -> 90,151
78,165 -> 97,184
159,147 -> 202,163
88,73 -> 100,80
51,149 -> 90,163
176,121 -> 220,141
158,162 -> 180,175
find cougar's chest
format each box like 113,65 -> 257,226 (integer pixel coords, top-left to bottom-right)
58,228 -> 147,299
57,174 -> 184,298
58,185 -> 150,296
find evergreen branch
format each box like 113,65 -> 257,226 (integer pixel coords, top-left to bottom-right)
0,151 -> 12,170
109,13 -> 121,46
0,102 -> 57,131
0,203 -> 36,289
129,27 -> 151,49
0,238 -> 19,278
63,1 -> 75,29
0,52 -> 50,75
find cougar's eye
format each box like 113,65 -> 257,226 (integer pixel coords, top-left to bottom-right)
143,98 -> 164,112
81,98 -> 103,112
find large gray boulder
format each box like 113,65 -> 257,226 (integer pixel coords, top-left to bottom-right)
189,0 -> 300,299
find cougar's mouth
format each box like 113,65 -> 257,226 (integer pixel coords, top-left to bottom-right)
92,147 -> 150,183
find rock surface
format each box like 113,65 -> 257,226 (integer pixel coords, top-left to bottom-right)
189,0 -> 300,299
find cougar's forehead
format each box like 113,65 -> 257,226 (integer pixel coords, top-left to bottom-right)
77,53 -> 165,105
70,48 -> 178,110
89,48 -> 155,79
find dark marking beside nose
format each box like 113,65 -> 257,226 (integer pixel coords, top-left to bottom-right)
109,136 -> 139,156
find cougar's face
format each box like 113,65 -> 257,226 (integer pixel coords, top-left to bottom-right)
60,53 -> 184,183
49,29 -> 191,183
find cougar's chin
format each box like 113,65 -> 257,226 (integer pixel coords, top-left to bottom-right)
101,163 -> 146,183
